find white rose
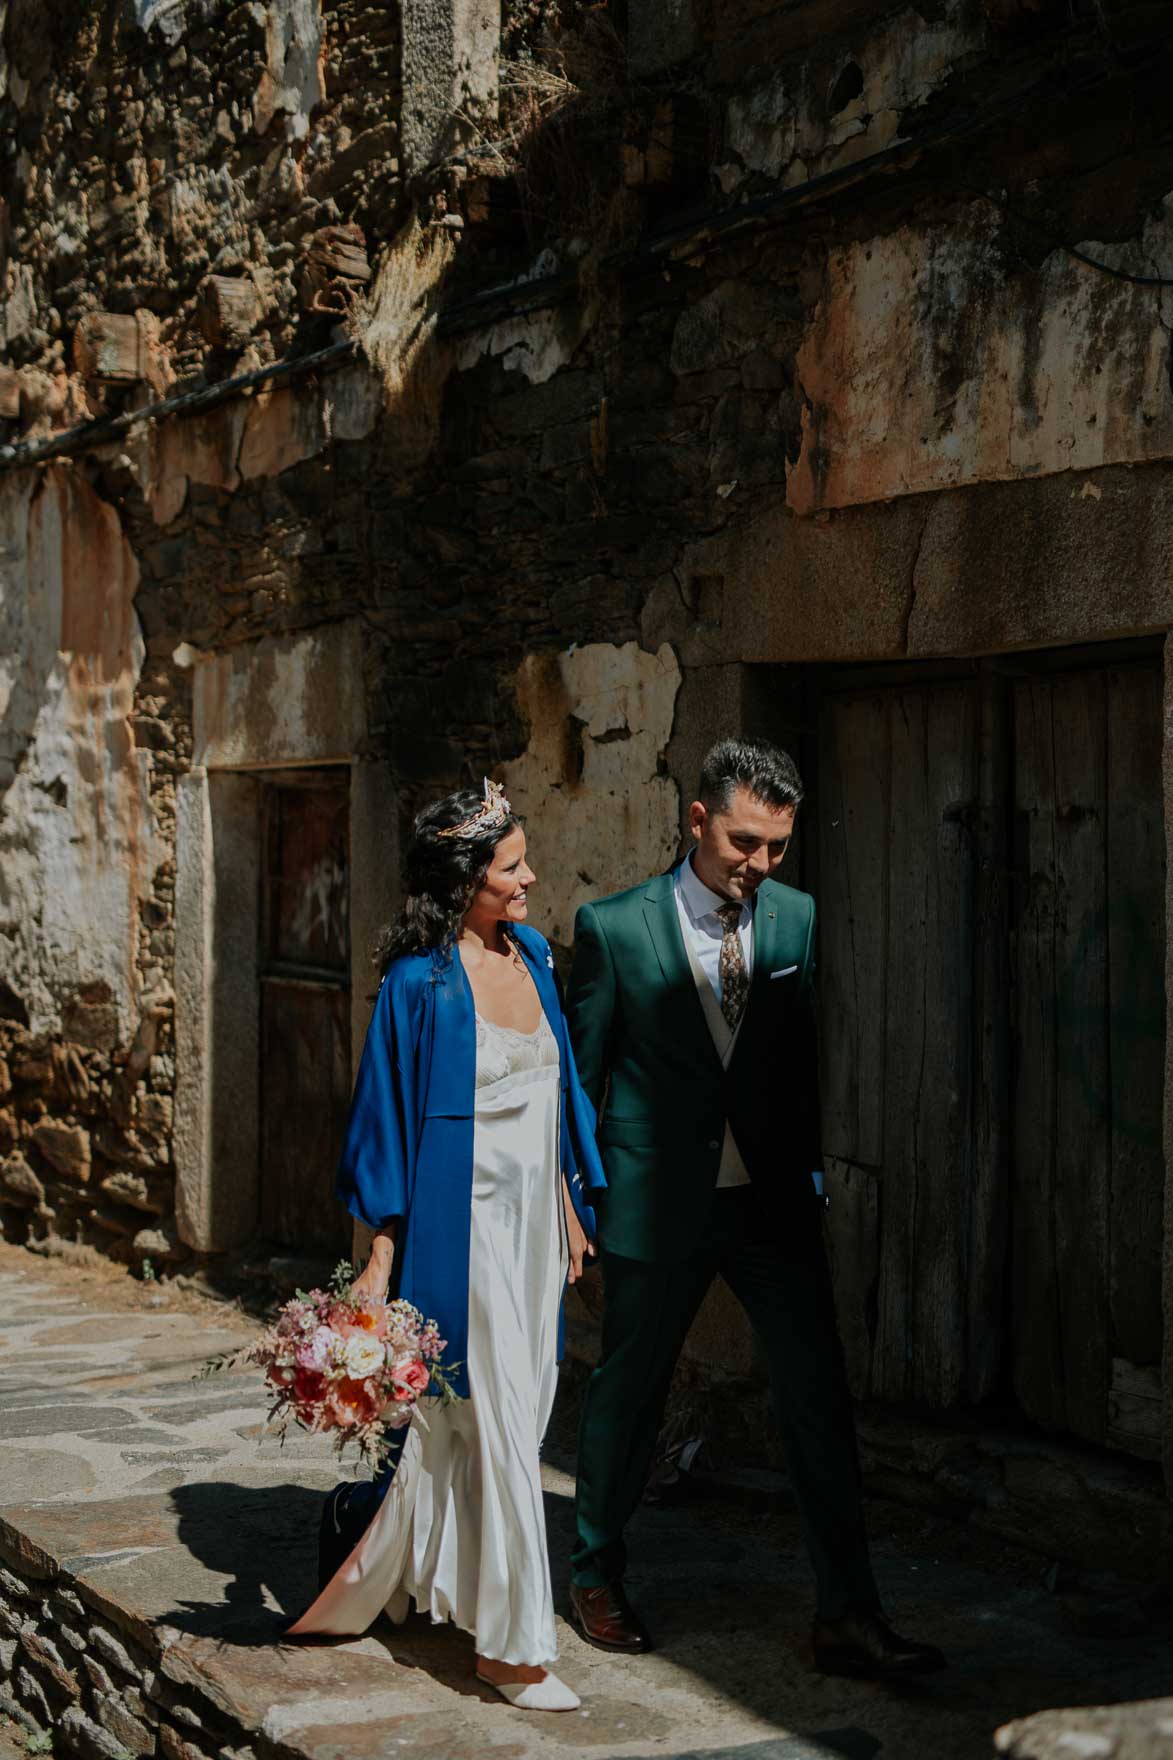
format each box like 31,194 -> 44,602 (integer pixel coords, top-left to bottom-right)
342,1335 -> 385,1379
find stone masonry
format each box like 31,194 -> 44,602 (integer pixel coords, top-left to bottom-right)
0,0 -> 404,1269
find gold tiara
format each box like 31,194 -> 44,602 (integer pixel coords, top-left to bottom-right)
436,777 -> 512,840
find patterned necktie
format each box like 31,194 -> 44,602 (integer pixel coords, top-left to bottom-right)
717,901 -> 749,1030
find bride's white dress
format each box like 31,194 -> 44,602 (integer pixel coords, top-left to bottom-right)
289,1009 -> 568,1666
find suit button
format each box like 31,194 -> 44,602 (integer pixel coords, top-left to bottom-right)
707,1139 -> 720,1152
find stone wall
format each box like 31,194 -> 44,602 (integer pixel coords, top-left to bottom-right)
0,1547 -> 258,1760
1,0 -> 400,404
0,0 -> 403,1268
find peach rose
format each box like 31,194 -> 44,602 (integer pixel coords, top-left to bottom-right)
392,1357 -> 430,1400
327,1377 -> 380,1428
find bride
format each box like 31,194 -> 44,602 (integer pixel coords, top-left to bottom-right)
287,779 -> 605,1712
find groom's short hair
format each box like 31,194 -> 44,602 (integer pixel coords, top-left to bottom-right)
698,737 -> 804,815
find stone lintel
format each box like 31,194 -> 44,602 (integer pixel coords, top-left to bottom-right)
192,622 -> 366,772
683,462 -> 1173,668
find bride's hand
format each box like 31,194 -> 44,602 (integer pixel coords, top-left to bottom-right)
349,1262 -> 389,1305
562,1180 -> 597,1285
349,1228 -> 396,1305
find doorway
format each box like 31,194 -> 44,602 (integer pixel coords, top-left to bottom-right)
257,768 -> 353,1257
795,641 -> 1165,1458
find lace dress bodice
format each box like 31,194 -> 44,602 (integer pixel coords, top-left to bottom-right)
474,1010 -> 559,1089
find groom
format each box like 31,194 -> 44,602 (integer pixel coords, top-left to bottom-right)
564,737 -> 944,1677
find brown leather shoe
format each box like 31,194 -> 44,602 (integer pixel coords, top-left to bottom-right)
812,1610 -> 946,1677
568,1581 -> 652,1653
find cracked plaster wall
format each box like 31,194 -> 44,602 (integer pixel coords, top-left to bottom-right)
723,4 -> 987,192
456,289 -> 597,388
138,358 -> 382,526
0,466 -> 161,1041
0,464 -> 176,1267
789,201 -> 1173,514
502,642 -> 682,950
191,621 -> 366,768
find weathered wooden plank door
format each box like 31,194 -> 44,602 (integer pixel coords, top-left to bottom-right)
816,676 -> 1010,1409
812,647 -> 1164,1458
258,769 -> 352,1256
1011,660 -> 1165,1452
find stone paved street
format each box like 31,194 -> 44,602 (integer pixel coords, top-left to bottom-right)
2,1246 -> 1173,1760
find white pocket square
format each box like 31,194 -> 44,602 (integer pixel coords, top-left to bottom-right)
771,965 -> 799,979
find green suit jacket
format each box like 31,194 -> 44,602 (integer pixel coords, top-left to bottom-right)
565,863 -> 823,1263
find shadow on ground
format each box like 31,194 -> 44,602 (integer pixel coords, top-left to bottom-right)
150,1370 -> 1173,1760
166,1480 -> 325,1638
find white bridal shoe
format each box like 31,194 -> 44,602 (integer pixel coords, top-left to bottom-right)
476,1670 -> 581,1712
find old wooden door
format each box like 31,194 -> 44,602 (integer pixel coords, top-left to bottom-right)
258,769 -> 352,1256
1011,660 -> 1165,1454
813,672 -> 1009,1410
809,645 -> 1164,1455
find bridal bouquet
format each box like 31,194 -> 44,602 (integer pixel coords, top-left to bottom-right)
204,1264 -> 456,1465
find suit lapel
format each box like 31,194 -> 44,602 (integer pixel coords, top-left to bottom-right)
728,881 -> 783,1071
748,883 -> 783,1004
643,868 -> 721,1068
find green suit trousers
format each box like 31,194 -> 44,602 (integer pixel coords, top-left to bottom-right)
571,1186 -> 879,1619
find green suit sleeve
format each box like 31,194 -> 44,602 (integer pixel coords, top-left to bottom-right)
797,897 -> 824,1175
565,900 -> 616,1113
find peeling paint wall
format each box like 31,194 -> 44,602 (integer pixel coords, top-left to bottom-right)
0,466 -> 160,1040
192,622 -> 367,768
456,274 -> 597,386
790,204 -> 1173,513
503,642 -> 682,948
0,465 -> 177,1261
723,5 -> 987,191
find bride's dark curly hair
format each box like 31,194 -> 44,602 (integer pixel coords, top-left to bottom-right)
374,786 -> 522,975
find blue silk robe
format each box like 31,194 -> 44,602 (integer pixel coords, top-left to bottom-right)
335,922 -> 606,1400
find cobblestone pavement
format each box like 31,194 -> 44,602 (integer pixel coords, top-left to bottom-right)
1,1248 -> 1172,1760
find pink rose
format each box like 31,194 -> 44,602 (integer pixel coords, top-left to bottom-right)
295,1326 -> 335,1372
392,1357 -> 431,1400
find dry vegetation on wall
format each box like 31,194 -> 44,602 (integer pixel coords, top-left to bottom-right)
457,0 -> 683,255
